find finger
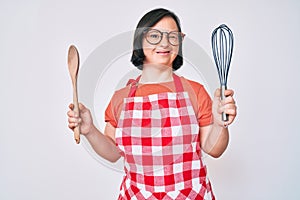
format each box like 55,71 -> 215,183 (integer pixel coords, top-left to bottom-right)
68,124 -> 74,130
68,123 -> 79,130
224,106 -> 237,116
224,89 -> 234,97
221,96 -> 235,105
67,110 -> 81,119
69,103 -> 74,110
224,106 -> 237,126
214,88 -> 234,99
217,104 -> 237,115
226,114 -> 236,126
67,110 -> 76,117
218,111 -> 236,127
68,117 -> 81,124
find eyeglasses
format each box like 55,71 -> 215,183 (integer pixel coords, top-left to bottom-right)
144,29 -> 185,46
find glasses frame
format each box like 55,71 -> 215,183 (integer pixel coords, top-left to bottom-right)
144,29 -> 186,46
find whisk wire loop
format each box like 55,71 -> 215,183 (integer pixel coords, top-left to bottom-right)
212,24 -> 233,87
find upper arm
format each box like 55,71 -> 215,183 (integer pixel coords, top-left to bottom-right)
104,122 -> 116,143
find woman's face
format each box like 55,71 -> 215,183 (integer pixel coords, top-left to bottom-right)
142,17 -> 180,68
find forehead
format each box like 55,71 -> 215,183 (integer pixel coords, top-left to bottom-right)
151,16 -> 179,32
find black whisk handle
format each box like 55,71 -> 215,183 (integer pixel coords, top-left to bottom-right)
221,85 -> 229,122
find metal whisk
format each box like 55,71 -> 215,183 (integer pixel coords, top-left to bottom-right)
211,24 -> 234,122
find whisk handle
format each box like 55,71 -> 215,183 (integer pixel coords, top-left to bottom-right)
221,85 -> 229,122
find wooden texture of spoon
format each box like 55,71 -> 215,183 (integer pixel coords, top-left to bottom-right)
67,45 -> 80,144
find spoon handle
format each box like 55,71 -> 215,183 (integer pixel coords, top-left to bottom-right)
73,82 -> 80,144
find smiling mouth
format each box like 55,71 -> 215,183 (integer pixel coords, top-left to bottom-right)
156,51 -> 170,55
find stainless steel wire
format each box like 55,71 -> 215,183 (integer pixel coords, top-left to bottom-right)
211,24 -> 234,121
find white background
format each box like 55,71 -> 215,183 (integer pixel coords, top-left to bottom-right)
1,0 -> 300,199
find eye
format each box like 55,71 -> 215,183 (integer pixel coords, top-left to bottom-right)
169,33 -> 179,40
147,30 -> 161,38
149,33 -> 160,39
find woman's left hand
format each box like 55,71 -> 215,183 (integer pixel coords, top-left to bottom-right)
212,88 -> 237,127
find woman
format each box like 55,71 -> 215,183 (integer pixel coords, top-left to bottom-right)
67,8 -> 237,200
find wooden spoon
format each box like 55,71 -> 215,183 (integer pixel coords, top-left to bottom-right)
67,45 -> 80,144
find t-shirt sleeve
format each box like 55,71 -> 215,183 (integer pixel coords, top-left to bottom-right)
104,99 -> 117,128
104,87 -> 129,128
197,85 -> 213,126
185,78 -> 213,127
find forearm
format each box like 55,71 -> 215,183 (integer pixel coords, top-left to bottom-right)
201,87 -> 237,157
202,124 -> 229,158
84,125 -> 121,162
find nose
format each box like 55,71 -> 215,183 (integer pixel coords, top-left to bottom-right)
159,32 -> 169,47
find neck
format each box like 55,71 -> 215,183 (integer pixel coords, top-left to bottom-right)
140,64 -> 173,83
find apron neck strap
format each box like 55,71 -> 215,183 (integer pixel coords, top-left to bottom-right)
128,73 -> 184,97
127,75 -> 141,97
173,73 -> 184,93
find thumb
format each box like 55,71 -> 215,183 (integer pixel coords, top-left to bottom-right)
78,102 -> 88,111
214,88 -> 221,99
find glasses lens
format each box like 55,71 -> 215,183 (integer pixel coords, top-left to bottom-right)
146,30 -> 161,45
168,32 -> 181,46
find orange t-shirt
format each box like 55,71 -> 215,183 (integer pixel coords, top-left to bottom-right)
105,76 -> 213,128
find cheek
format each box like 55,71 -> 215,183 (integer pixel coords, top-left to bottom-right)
143,47 -> 151,59
175,45 -> 180,53
142,41 -> 154,57
172,47 -> 179,58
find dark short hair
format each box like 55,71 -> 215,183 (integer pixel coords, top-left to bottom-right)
130,8 -> 183,70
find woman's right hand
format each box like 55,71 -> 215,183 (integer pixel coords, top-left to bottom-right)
67,103 -> 94,135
